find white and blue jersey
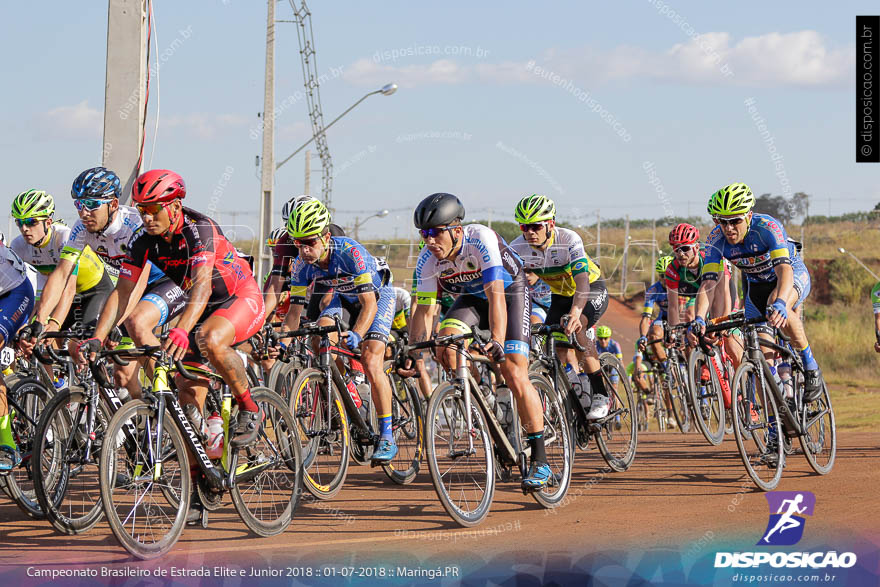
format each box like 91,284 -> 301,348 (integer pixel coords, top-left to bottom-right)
703,213 -> 800,283
0,244 -> 37,346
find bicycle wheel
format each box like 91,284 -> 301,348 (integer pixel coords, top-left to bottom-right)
425,382 -> 494,527
4,378 -> 54,519
731,362 -> 782,491
290,367 -> 350,500
99,399 -> 190,560
381,366 -> 423,485
650,375 -> 667,432
529,373 -> 572,508
666,358 -> 691,433
636,396 -> 648,432
688,350 -> 726,446
269,359 -> 301,405
596,354 -> 637,472
799,376 -> 836,475
33,388 -> 113,535
230,387 -> 303,536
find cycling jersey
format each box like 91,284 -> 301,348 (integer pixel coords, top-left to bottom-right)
509,228 -> 601,296
288,237 -> 391,305
392,286 -> 411,330
596,338 -> 623,359
703,213 -> 800,283
529,279 -> 552,309
415,224 -> 521,303
872,281 -> 880,315
0,244 -> 38,344
62,206 -> 163,284
12,223 -> 106,295
409,267 -> 455,312
642,280 -> 669,319
666,250 -> 732,298
269,224 -> 345,280
121,207 -> 256,309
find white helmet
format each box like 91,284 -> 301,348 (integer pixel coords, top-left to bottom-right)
281,195 -> 315,224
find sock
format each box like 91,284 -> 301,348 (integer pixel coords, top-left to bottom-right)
528,430 -> 547,464
378,413 -> 393,441
798,345 -> 819,371
587,370 -> 608,398
0,413 -> 15,449
236,389 -> 259,413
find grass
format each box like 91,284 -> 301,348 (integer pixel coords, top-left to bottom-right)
825,384 -> 879,431
805,302 -> 879,387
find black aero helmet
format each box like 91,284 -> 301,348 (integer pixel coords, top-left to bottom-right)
71,166 -> 121,200
413,193 -> 465,229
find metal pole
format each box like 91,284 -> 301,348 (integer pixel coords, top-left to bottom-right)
651,218 -> 656,280
596,209 -> 601,264
303,149 -> 311,196
621,214 -> 629,298
257,0 -> 275,279
103,0 -> 147,202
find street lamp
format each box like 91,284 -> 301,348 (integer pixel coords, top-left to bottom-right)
352,209 -> 389,241
276,83 -> 398,171
838,247 -> 880,280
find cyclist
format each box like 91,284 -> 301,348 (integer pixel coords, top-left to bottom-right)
85,169 -> 266,449
403,241 -> 446,400
527,271 -> 552,325
509,194 -> 611,419
408,192 -> 552,490
595,326 -> 623,361
691,183 -> 821,467
284,199 -> 398,463
391,286 -> 411,331
872,280 -> 880,353
10,189 -> 109,335
0,241 -> 39,471
637,256 -> 673,370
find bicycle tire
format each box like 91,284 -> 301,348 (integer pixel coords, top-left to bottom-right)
666,357 -> 691,433
425,382 -> 494,527
33,388 -> 113,535
528,373 -> 572,508
290,367 -> 350,500
596,354 -> 637,472
230,387 -> 303,537
731,362 -> 783,491
799,377 -> 836,475
268,359 -> 300,405
4,378 -> 54,519
381,365 -> 423,485
99,399 -> 191,560
688,349 -> 726,446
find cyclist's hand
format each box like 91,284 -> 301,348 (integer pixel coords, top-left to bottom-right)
482,339 -> 506,363
637,336 -> 648,353
345,330 -> 362,351
397,355 -> 417,378
164,327 -> 190,361
562,313 -> 582,336
75,337 -> 103,365
687,317 -> 706,346
766,298 -> 788,329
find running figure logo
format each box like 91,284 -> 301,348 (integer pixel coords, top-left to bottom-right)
758,491 -> 816,546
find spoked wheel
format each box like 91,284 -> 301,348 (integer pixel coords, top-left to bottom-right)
731,362 -> 783,491
34,389 -> 113,535
4,379 -> 54,519
381,365 -> 423,485
799,376 -> 836,475
230,387 -> 303,536
425,382 -> 494,527
99,399 -> 190,560
596,354 -> 637,472
636,396 -> 648,432
651,376 -> 667,433
666,359 -> 691,433
289,368 -> 349,500
528,374 -> 572,508
269,360 -> 302,406
688,349 -> 726,446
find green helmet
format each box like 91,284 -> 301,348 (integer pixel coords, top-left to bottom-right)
514,194 -> 556,224
287,199 -> 330,238
707,183 -> 755,216
656,255 -> 673,275
12,189 -> 55,220
596,325 -> 612,338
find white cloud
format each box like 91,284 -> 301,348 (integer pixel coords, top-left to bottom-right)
346,31 -> 852,89
35,100 -> 102,140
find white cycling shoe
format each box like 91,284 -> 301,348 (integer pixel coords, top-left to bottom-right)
586,394 -> 611,420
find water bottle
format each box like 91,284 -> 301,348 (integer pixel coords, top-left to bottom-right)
205,412 -> 224,459
116,387 -> 131,403
778,362 -> 794,400
357,383 -> 372,424
184,404 -> 207,439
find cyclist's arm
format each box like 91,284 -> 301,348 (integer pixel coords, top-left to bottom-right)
45,272 -> 77,332
568,271 -> 591,318
483,279 -> 507,345
711,269 -> 732,318
638,314 -> 652,338
771,263 -> 794,304
92,275 -> 138,342
694,281 -> 712,322
262,274 -> 285,319
668,288 -> 680,326
409,302 -> 433,349
285,302 -> 303,332
33,258 -> 76,325
174,261 -> 212,333
352,290 -> 378,338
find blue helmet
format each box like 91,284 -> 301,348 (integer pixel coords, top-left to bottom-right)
71,167 -> 121,200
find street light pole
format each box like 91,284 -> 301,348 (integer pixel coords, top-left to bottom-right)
352,209 -> 390,241
838,248 -> 880,280
276,84 -> 398,172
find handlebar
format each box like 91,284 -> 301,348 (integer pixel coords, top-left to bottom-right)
530,323 -> 587,352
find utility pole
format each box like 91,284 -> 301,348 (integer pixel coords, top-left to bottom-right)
257,0 -> 276,279
595,210 -> 601,264
304,149 -> 311,196
620,214 -> 630,299
103,0 -> 147,202
651,218 -> 656,279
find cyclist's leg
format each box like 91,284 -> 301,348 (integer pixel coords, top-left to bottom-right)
576,278 -> 614,418
649,320 -> 667,363
361,286 -> 396,459
546,294 -> 581,373
0,279 -> 35,469
778,261 -> 821,397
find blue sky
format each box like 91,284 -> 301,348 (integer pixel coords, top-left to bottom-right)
1,1 -> 875,239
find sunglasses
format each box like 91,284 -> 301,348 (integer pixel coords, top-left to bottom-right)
74,198 -> 112,212
293,235 -> 323,248
519,222 -> 547,232
418,226 -> 455,239
15,218 -> 43,227
674,244 -> 696,254
135,202 -> 168,216
713,214 -> 747,227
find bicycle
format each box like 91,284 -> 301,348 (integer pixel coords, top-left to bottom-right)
98,345 -> 303,559
687,313 -> 739,446
382,329 -> 424,485
647,323 -> 692,433
531,324 -> 636,472
411,328 -> 572,527
633,360 -> 668,433
702,314 -> 836,491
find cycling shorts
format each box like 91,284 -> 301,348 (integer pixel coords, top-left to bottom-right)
319,286 -> 395,345
545,277 -> 609,330
439,272 -> 531,357
140,277 -> 188,327
61,271 -> 114,332
742,259 -> 811,321
0,279 -> 35,346
531,305 -> 548,323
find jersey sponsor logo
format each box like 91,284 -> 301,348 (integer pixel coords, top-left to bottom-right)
572,260 -> 587,271
119,265 -> 133,279
350,246 -> 366,271
161,257 -> 191,268
465,235 -> 491,263
165,287 -> 184,303
441,271 -> 481,285
191,253 -> 209,266
245,297 -> 260,314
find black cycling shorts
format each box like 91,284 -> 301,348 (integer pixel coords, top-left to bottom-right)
545,277 -> 609,329
61,271 -> 114,331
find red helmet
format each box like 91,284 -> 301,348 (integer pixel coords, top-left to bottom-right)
132,169 -> 186,204
669,223 -> 699,246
